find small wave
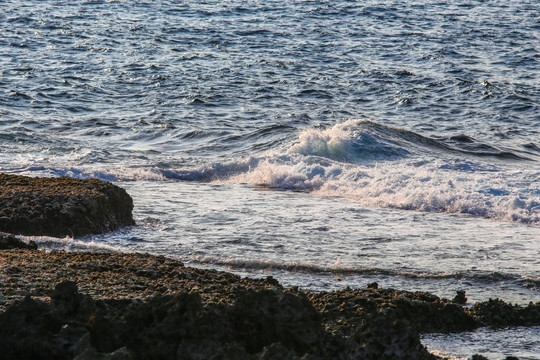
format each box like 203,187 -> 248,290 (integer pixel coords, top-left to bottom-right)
289,120 -> 529,163
21,235 -> 125,253
288,120 -> 420,163
49,167 -> 169,182
188,255 -> 539,288
447,137 -> 531,161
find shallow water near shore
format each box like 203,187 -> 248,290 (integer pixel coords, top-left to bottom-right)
422,326 -> 540,360
29,180 -> 540,305
28,180 -> 540,359
2,0 -> 539,358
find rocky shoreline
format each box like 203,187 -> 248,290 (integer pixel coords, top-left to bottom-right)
1,175 -> 538,359
1,248 -> 538,360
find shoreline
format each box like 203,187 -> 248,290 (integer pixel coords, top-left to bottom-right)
1,248 -> 539,359
1,174 -> 538,359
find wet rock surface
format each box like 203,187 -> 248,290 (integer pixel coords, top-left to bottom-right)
0,174 -> 135,237
0,250 -> 538,359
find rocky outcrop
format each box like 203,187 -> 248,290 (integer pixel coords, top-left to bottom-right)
308,286 -> 478,335
0,250 -> 537,359
0,174 -> 135,237
0,281 -> 436,360
469,298 -> 540,327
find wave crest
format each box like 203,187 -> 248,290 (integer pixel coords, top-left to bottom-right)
11,120 -> 540,225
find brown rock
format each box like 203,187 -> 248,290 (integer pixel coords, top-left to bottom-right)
0,174 -> 135,237
1,249 -> 538,359
309,287 -> 477,335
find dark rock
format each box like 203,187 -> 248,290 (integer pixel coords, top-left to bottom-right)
256,343 -> 300,360
265,276 -> 280,286
470,355 -> 489,360
309,287 -> 477,335
469,298 -> 540,327
0,282 -> 439,360
0,232 -> 37,250
0,295 -> 65,359
52,280 -> 84,315
4,249 -> 540,359
229,289 -> 323,355
0,174 -> 135,237
453,290 -> 467,305
354,316 -> 434,360
87,309 -> 124,353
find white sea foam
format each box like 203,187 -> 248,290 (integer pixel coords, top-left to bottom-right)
51,167 -> 169,182
217,121 -> 540,224
288,119 -> 415,162
12,120 -> 540,224
22,235 -> 125,253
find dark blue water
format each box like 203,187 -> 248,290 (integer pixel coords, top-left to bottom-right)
1,1 -> 539,358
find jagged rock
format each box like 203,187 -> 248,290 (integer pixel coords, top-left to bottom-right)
230,289 -> 323,354
0,282 -> 438,360
0,174 -> 135,237
0,232 -> 37,250
353,316 -> 434,360
470,355 -> 489,360
1,251 -> 539,360
453,290 -> 467,305
52,280 -> 86,315
468,298 -> 540,327
256,343 -> 300,360
0,295 -> 64,359
308,286 -> 477,334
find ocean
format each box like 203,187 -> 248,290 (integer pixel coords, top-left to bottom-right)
1,0 -> 539,358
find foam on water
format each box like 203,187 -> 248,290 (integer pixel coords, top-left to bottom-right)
22,235 -> 125,253
11,120 -> 539,225
207,120 -> 540,225
288,120 -> 414,162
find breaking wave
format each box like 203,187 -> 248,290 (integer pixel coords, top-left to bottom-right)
10,120 -> 540,225
215,121 -> 539,224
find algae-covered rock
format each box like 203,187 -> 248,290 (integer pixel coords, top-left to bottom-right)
0,174 -> 135,237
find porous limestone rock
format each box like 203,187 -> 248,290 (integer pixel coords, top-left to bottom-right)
0,174 -> 135,237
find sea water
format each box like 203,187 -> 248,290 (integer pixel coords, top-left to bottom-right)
1,1 -> 539,358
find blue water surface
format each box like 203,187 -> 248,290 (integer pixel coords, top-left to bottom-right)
1,1 -> 539,358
